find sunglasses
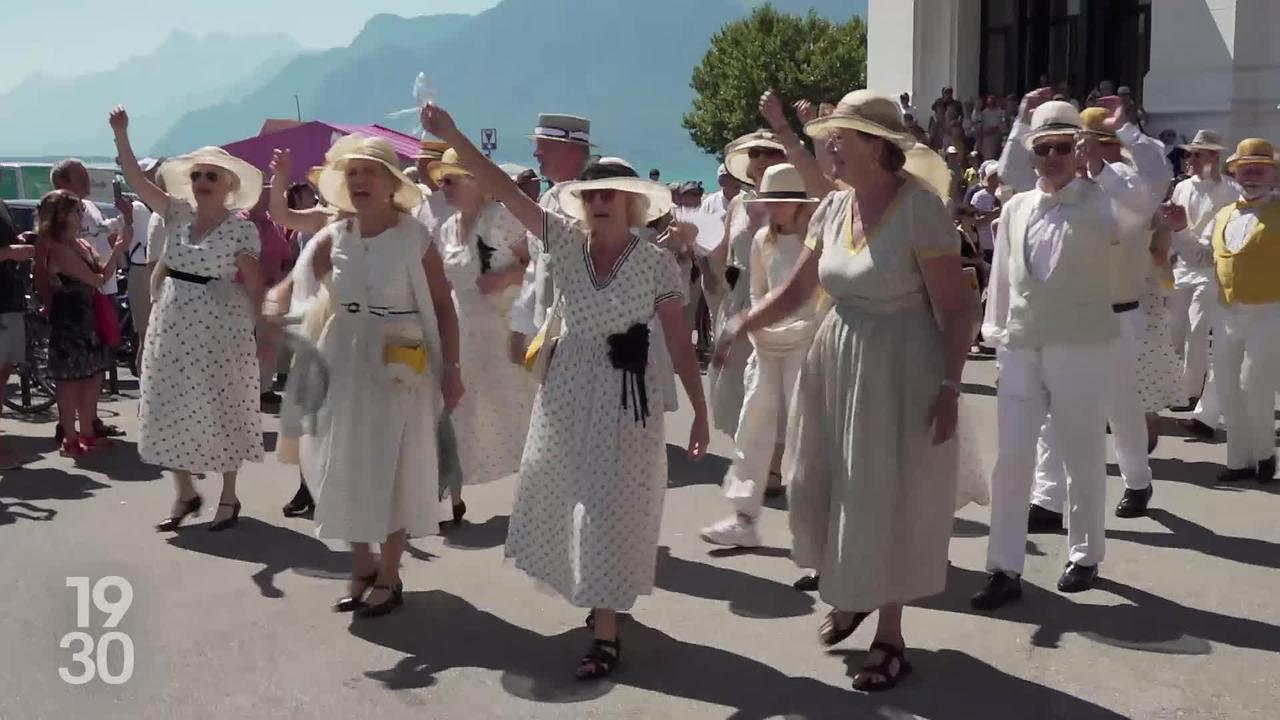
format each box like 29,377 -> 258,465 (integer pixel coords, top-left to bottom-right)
580,189 -> 617,204
748,147 -> 785,159
1032,141 -> 1075,158
189,170 -> 221,183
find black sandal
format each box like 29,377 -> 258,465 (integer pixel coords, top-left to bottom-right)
851,641 -> 912,692
819,609 -> 870,646
793,573 -> 820,592
575,638 -> 621,681
332,571 -> 379,613
584,610 -> 631,629
354,582 -> 404,619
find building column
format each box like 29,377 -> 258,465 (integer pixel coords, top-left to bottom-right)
867,0 -> 981,109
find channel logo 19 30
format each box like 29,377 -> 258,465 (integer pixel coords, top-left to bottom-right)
60,576 -> 134,685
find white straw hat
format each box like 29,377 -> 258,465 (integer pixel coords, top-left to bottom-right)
723,130 -> 786,187
160,146 -> 263,210
1181,129 -> 1226,153
745,164 -> 817,204
316,135 -> 424,213
550,159 -> 673,224
1021,101 -> 1084,148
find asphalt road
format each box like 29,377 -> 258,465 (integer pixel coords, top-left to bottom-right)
1,358 -> 1277,719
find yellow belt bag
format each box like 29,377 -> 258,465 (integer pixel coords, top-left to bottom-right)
384,342 -> 428,374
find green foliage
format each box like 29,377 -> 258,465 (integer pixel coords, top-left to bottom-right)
683,5 -> 867,156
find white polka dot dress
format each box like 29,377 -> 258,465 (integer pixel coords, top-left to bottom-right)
139,199 -> 262,473
437,201 -> 536,485
504,210 -> 685,611
1137,273 -> 1186,412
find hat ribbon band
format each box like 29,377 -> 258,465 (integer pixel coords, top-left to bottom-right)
1035,122 -> 1082,133
756,191 -> 811,200
534,126 -> 591,143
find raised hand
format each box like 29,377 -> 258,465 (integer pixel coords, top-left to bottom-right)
1094,95 -> 1127,133
1160,202 -> 1189,232
1020,87 -> 1055,121
270,148 -> 292,182
109,106 -> 129,135
794,99 -> 819,125
113,196 -> 133,224
759,90 -> 789,133
420,103 -> 460,141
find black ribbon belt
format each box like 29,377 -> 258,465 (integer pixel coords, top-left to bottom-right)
607,323 -> 651,427
1112,301 -> 1140,313
342,302 -> 418,317
169,269 -> 214,284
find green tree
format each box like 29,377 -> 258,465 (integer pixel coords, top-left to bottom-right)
684,5 -> 867,157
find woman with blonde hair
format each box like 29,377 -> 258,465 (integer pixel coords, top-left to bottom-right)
715,90 -> 977,691
36,190 -> 127,456
284,135 -> 463,619
422,103 -> 709,681
112,107 -> 267,533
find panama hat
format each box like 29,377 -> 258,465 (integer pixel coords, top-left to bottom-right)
550,158 -> 673,224
745,164 -> 817,204
1022,101 -> 1084,148
723,130 -> 787,187
1080,107 -> 1121,144
414,139 -> 450,161
1182,129 -> 1226,153
1224,138 -> 1280,174
425,148 -> 473,187
316,135 -> 423,213
161,146 -> 263,210
528,113 -> 594,147
803,90 -> 953,200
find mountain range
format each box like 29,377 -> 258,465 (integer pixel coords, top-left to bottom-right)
0,0 -> 866,181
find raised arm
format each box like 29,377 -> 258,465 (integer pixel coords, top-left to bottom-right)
109,106 -> 168,215
268,149 -> 330,235
421,104 -> 542,236
759,90 -> 836,197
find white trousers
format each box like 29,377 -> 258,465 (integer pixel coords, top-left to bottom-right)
722,349 -> 803,518
1031,308 -> 1151,512
1169,281 -> 1219,399
1191,366 -> 1224,428
1213,302 -> 1280,469
988,344 -> 1111,575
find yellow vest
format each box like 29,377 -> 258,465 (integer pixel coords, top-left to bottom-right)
1213,199 -> 1280,305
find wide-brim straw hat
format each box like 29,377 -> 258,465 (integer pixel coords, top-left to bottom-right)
745,164 -> 818,204
1182,129 -> 1226,153
1225,138 -> 1280,174
803,90 -> 952,200
1021,100 -> 1084,148
316,135 -> 423,213
414,140 -> 450,161
723,130 -> 787,187
550,158 -> 673,225
426,148 -> 473,187
160,146 -> 263,210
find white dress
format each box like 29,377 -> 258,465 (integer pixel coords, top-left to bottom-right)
301,215 -> 444,543
504,210 -> 686,611
437,202 -> 536,484
139,199 -> 262,473
708,193 -> 765,436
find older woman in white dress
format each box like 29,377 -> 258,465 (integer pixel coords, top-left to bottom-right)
278,136 -> 463,619
425,149 -> 535,520
111,107 -> 267,534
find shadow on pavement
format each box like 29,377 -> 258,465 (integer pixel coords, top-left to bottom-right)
962,382 -> 996,397
921,564 -> 1280,655
655,546 -> 814,620
443,513 -> 509,550
166,516 -> 352,598
952,517 -> 1046,556
350,590 -> 1128,719
74,440 -> 165,482
1109,507 -> 1280,571
0,465 -> 110,506
0,499 -> 57,525
666,443 -> 730,489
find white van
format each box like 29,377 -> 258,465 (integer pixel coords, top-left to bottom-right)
0,162 -> 119,204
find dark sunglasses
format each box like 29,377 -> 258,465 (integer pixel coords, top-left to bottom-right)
189,170 -> 220,183
748,147 -> 785,159
441,175 -> 459,187
1032,141 -> 1075,158
580,189 -> 617,203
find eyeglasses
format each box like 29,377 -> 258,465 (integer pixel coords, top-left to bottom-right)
580,189 -> 617,204
1032,141 -> 1075,158
189,170 -> 220,183
441,176 -> 457,187
748,147 -> 785,160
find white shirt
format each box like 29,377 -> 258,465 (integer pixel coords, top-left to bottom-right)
700,190 -> 734,220
971,188 -> 998,252
126,201 -> 152,267
146,212 -> 166,262
1170,175 -> 1239,282
1220,207 -> 1259,254
80,199 -> 125,295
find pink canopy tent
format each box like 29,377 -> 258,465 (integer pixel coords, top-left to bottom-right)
221,120 -> 423,185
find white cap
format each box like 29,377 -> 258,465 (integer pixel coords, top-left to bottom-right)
716,163 -> 728,178
945,145 -> 960,155
138,157 -> 161,172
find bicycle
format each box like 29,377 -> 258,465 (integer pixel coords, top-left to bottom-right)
4,294 -> 56,415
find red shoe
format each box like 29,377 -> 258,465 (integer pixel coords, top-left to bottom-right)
79,434 -> 114,450
59,438 -> 89,458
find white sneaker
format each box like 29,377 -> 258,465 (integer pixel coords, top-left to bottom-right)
700,516 -> 762,548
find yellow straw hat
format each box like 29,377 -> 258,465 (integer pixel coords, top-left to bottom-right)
1224,138 -> 1279,174
315,135 -> 423,213
425,148 -> 473,187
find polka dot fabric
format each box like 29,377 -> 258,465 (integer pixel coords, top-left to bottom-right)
138,199 -> 263,473
1137,276 -> 1186,412
503,210 -> 684,611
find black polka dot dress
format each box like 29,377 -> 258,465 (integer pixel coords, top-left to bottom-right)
138,199 -> 262,473
503,210 -> 685,611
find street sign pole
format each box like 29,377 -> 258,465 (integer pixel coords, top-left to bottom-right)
481,128 -> 498,158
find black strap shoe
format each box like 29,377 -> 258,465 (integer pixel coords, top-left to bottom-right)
1217,466 -> 1256,483
1057,563 -> 1099,593
282,482 -> 315,517
1257,457 -> 1276,483
1027,504 -> 1064,534
971,571 -> 1022,610
1115,485 -> 1153,518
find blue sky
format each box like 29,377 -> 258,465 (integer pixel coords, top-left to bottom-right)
1,0 -> 500,93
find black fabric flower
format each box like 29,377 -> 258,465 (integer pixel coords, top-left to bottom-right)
607,323 -> 651,426
477,236 -> 495,274
724,265 -> 741,290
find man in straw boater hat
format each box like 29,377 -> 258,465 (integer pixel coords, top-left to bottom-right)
1163,130 -> 1238,436
1013,98 -> 1173,532
974,98 -> 1158,610
1176,138 -> 1280,484
507,113 -> 593,363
